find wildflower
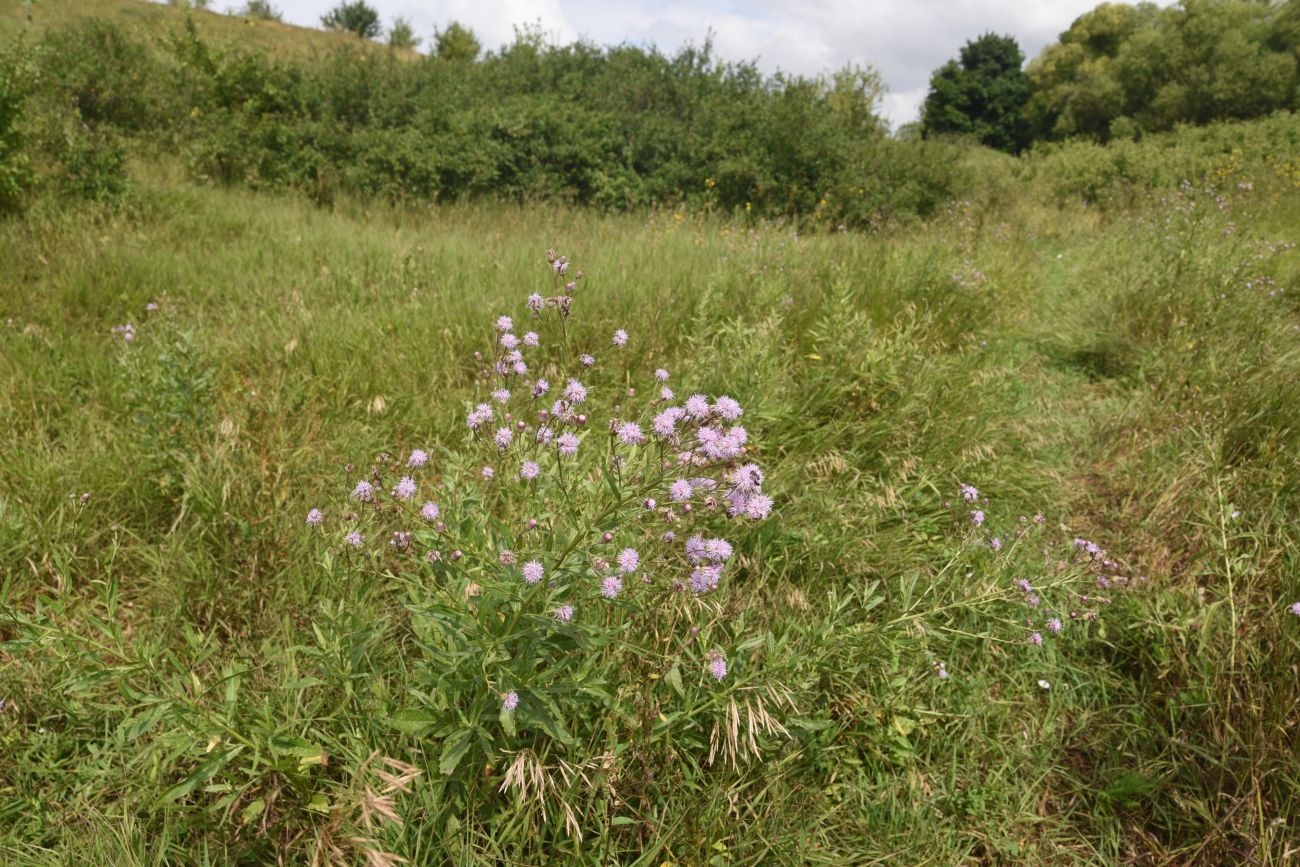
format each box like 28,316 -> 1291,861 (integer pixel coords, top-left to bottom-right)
616,422 -> 644,445
344,531 -> 364,548
500,333 -> 520,351
612,329 -> 628,346
971,510 -> 985,526
644,498 -> 657,510
421,502 -> 440,522
532,378 -> 550,397
527,293 -> 544,312
467,403 -> 493,430
306,508 -> 324,526
553,604 -> 574,622
653,407 -> 684,437
492,388 -> 510,403
655,368 -> 669,381
353,480 -> 374,502
495,427 -> 513,450
520,460 -> 540,480
393,476 -> 417,500
482,466 -> 495,479
617,548 -> 639,573
713,396 -> 743,420
564,379 -> 588,403
1291,602 -> 1300,617
960,484 -> 980,502
1026,594 -> 1040,607
145,302 -> 158,312
731,463 -> 764,494
407,449 -> 428,468
1015,578 -> 1032,593
557,432 -> 580,457
522,560 -> 544,584
502,691 -> 519,711
989,536 -> 1003,552
743,494 -> 773,521
660,386 -> 674,400
1037,679 -> 1051,690
496,315 -> 514,332
513,360 -> 527,375
689,565 -> 723,593
1046,617 -> 1063,633
391,531 -> 411,551
581,354 -> 595,367
669,479 -> 693,502
684,394 -> 710,418
936,662 -> 949,680
1029,632 -> 1043,646
523,331 -> 539,347
601,575 -> 622,599
707,649 -> 728,681
662,531 -> 676,543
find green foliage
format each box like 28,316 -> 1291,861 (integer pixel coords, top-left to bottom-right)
1029,0 -> 1300,141
0,38 -> 32,213
921,33 -> 1031,153
240,0 -> 281,22
320,0 -> 381,40
433,21 -> 479,61
386,16 -> 418,50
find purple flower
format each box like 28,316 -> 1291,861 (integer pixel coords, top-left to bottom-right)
557,432 -> 580,457
612,329 -> 628,346
702,538 -> 733,562
532,378 -> 550,397
344,531 -> 364,548
685,536 -> 706,562
553,604 -> 574,622
731,464 -> 764,494
492,388 -> 510,403
743,494 -> 773,521
601,575 -> 622,599
989,536 -> 1003,552
713,396 -> 743,420
1046,617 -> 1063,634
520,460 -> 540,480
684,394 -> 710,418
467,403 -> 493,430
408,449 -> 429,468
1015,578 -> 1032,593
522,560 -> 544,584
502,691 -> 519,711
1029,631 -> 1043,646
496,315 -> 514,332
617,548 -> 639,573
616,422 -> 644,445
707,650 -> 728,681
1291,602 -> 1300,617
653,407 -> 684,437
513,360 -> 527,375
352,480 -> 374,502
145,302 -> 158,312
960,484 -> 980,502
655,368 -> 669,381
936,662 -> 949,680
669,479 -> 693,502
660,386 -> 674,401
689,565 -> 723,593
421,502 -> 440,522
564,379 -> 587,403
527,293 -> 544,312
393,476 -> 417,500
581,354 -> 595,368
495,427 -> 513,450
306,508 -> 324,526
523,331 -> 539,347
482,466 -> 495,479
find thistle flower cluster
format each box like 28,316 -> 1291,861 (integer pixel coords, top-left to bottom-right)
307,250 -> 771,733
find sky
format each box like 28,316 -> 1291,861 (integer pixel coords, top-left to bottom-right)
258,0 -> 1147,127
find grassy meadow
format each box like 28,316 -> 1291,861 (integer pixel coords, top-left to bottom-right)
3,3 -> 1300,865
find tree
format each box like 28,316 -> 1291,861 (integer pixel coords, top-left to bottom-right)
388,17 -> 419,50
433,22 -> 481,61
921,33 -> 1031,152
242,0 -> 281,21
321,1 -> 381,39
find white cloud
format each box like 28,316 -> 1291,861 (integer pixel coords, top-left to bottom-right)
258,0 -> 1176,126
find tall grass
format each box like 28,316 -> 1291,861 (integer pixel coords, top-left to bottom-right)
2,157 -> 1298,863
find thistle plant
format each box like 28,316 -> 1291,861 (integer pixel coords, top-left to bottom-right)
308,251 -> 783,830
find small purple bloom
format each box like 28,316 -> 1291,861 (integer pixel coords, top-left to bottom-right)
557,432 -> 580,457
520,460 -> 540,480
502,691 -> 519,711
306,508 -> 324,526
500,333 -> 520,350
523,331 -> 539,347
344,531 -> 364,548
669,479 -> 693,502
553,604 -> 574,622
713,396 -> 743,420
1029,631 -> 1043,646
960,484 -> 980,502
527,294 -> 544,311
617,422 -> 644,445
660,386 -> 674,401
532,378 -> 550,397
407,449 -> 428,468
617,548 -> 639,573
655,368 -> 669,381
989,536 -> 1003,552
495,427 -> 513,450
564,379 -> 587,403
684,394 -> 710,418
1291,602 -> 1300,617
522,560 -> 544,584
581,354 -> 595,368
496,316 -> 514,332
482,466 -> 495,479
707,650 -> 728,681
393,476 -> 417,500
612,329 -> 628,346
492,388 -> 510,403
601,575 -> 622,599
743,494 -> 773,521
352,480 -> 374,502
421,502 -> 440,522
1046,617 -> 1063,634
971,510 -> 985,526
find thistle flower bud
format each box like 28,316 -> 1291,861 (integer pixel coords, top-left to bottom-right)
451,550 -> 463,561
526,518 -> 538,530
602,532 -> 614,543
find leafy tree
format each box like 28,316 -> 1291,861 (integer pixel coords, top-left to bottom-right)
921,33 -> 1031,152
241,0 -> 281,21
388,17 -> 419,50
434,22 -> 481,61
321,1 -> 381,39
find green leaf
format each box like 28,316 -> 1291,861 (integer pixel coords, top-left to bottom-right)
439,729 -> 474,776
306,793 -> 332,814
610,816 -> 636,826
389,708 -> 438,734
665,664 -> 684,698
157,745 -> 243,805
241,798 -> 265,825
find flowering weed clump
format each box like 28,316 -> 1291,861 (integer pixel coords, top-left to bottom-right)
307,251 -> 787,832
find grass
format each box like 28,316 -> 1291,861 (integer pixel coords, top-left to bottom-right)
1,166 -> 1299,865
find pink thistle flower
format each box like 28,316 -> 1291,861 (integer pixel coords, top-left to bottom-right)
306,508 -> 324,526
393,476 -> 417,500
513,360 -> 527,375
1046,617 -> 1063,633
496,316 -> 514,332
713,396 -> 743,420
684,394 -> 710,418
655,368 -> 669,381
352,480 -> 374,502
557,433 -> 580,457
616,422 -> 644,445
407,449 -> 429,468
520,460 -> 540,480
421,502 -> 440,522
523,331 -> 539,346
707,649 -> 727,681
743,494 -> 773,520
989,536 -> 1003,552
522,560 -> 544,584
612,329 -> 628,346
971,510 -> 985,525
495,427 -> 513,450
653,407 -> 684,437
581,354 -> 595,368
1291,602 -> 1300,617
689,565 -> 723,593
601,575 -> 622,599
482,466 -> 495,479
564,379 -> 587,403
527,294 -> 544,312
553,604 -> 574,621
1029,631 -> 1043,646
500,333 -> 520,350
617,548 -> 639,573
702,538 -> 733,562
502,691 -> 519,711
660,386 -> 674,400
344,531 -> 364,548
492,389 -> 510,403
669,479 -> 693,502
467,403 -> 493,430
960,484 -> 980,502
532,378 -> 550,397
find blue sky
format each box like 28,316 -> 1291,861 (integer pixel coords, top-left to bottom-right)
253,0 -> 1162,126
